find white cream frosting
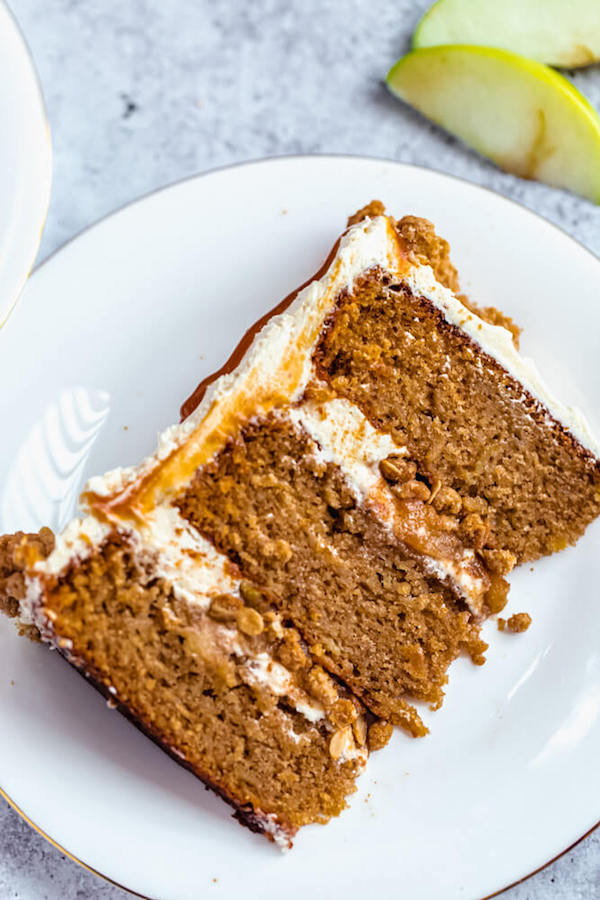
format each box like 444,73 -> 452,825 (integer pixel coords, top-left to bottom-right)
259,813 -> 293,852
422,553 -> 483,610
241,652 -> 325,723
32,515 -> 112,578
289,397 -> 406,503
68,217 -> 401,513
30,507 -> 238,610
134,505 -> 238,608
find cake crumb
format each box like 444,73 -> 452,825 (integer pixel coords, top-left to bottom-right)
396,214 -> 461,294
347,200 -> 386,226
367,720 -> 393,751
508,612 -> 532,633
0,528 -> 54,621
498,613 -> 532,633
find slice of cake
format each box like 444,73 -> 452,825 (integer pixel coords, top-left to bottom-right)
2,202 -> 599,848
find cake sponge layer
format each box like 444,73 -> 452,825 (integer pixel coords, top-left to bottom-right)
176,412 -> 488,733
314,270 -> 600,562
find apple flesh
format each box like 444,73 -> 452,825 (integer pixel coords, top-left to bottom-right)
413,0 -> 600,68
387,46 -> 600,203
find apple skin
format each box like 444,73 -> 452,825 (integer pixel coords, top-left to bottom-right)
387,45 -> 600,203
413,0 -> 600,68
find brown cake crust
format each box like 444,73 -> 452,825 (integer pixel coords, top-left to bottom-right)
498,612 -> 532,633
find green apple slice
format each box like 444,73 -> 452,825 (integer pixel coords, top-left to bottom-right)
413,0 -> 600,68
386,46 -> 600,203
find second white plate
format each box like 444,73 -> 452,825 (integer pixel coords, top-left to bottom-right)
0,2 -> 51,327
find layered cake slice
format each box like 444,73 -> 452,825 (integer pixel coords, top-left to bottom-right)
2,203 -> 599,847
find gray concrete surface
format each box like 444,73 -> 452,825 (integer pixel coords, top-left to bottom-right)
1,1 -> 599,897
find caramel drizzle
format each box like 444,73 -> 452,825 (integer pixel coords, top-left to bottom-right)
85,217 -> 409,524
179,240 -> 342,421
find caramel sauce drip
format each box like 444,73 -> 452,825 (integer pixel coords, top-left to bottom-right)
86,216 -> 409,523
180,217 -> 410,421
179,239 -> 343,421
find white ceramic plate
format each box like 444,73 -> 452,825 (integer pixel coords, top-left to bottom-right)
1,157 -> 599,900
0,1 -> 51,327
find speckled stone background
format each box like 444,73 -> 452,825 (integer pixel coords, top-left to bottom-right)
1,1 -> 599,898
